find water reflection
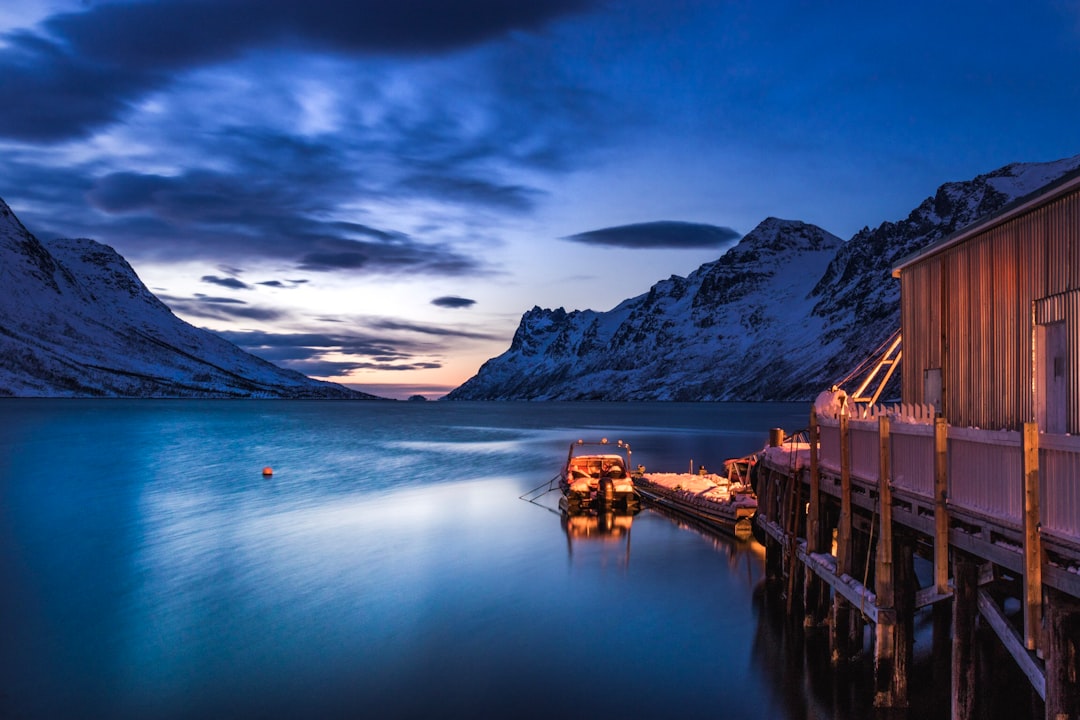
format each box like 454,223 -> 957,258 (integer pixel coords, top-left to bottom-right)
560,507 -> 637,568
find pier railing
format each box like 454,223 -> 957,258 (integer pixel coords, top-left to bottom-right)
816,410 -> 1080,546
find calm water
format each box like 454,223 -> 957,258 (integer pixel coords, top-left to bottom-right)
0,400 -> 936,719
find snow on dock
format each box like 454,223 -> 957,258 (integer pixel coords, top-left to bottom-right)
636,469 -> 757,539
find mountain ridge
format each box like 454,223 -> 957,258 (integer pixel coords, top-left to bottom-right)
447,155 -> 1080,401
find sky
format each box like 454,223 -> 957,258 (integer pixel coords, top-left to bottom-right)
2,1 -> 1079,399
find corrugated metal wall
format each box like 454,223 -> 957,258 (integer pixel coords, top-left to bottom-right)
899,185 -> 1080,432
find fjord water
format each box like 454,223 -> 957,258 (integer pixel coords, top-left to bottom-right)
1,400 -> 859,719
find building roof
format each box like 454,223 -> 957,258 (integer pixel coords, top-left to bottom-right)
891,164 -> 1080,277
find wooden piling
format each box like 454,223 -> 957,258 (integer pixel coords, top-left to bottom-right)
952,553 -> 979,720
1045,587 -> 1080,720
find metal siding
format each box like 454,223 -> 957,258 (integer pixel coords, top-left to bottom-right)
1048,196 -> 1069,295
1071,291 -> 1080,434
945,247 -> 966,426
899,262 -> 942,406
1067,192 -> 1080,290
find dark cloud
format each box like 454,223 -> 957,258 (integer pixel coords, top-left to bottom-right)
431,296 -> 476,309
217,330 -> 418,359
201,275 -> 251,290
76,165 -> 485,276
214,328 -> 450,375
397,173 -> 543,211
161,296 -> 286,321
0,0 -> 597,141
298,251 -> 368,271
563,221 -> 742,249
192,294 -> 246,304
257,279 -> 309,288
368,319 -> 500,340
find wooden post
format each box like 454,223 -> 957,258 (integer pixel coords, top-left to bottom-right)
876,416 -> 894,609
873,416 -> 907,707
785,466 -> 803,616
1021,422 -> 1042,653
807,408 -> 822,554
838,413 -> 853,576
952,553 -> 979,720
1045,587 -> 1080,720
831,412 -> 854,664
762,470 -> 783,582
933,416 -> 949,595
805,407 -> 828,627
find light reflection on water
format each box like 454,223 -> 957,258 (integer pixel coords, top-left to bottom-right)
1,399 -> 890,719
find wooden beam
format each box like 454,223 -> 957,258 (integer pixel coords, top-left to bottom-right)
1022,422 -> 1042,653
933,417 -> 949,595
800,545 -> 882,624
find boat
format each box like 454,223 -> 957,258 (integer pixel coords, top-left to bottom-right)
634,454 -> 758,540
558,438 -> 640,512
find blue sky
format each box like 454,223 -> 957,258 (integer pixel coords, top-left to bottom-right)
2,0 -> 1079,398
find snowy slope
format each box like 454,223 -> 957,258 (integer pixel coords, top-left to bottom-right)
0,199 -> 379,398
449,155 -> 1080,401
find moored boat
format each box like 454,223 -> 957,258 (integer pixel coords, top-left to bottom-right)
558,438 -> 640,512
634,454 -> 758,539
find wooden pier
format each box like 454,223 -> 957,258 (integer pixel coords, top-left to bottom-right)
756,409 -> 1080,719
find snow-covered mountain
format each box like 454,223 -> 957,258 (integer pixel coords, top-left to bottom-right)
448,155 -> 1080,401
0,199 -> 378,398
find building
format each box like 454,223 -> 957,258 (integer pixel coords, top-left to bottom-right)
892,168 -> 1080,433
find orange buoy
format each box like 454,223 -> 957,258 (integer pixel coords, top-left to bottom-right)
262,466 -> 274,477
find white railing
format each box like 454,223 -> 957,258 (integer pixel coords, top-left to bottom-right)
946,427 -> 1023,528
819,417 -> 840,473
814,414 -> 1080,546
889,422 -> 935,497
1040,433 -> 1080,544
848,418 -> 880,483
